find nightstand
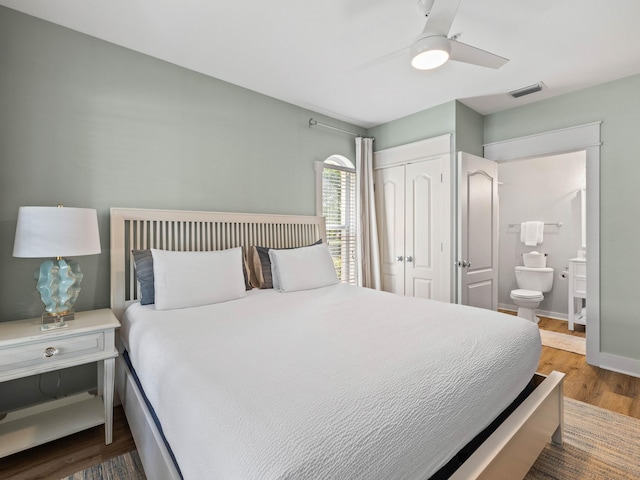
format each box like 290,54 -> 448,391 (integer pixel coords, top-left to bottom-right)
0,308 -> 119,458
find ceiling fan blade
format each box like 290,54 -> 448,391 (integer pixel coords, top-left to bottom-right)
449,40 -> 509,69
422,0 -> 462,35
344,46 -> 410,75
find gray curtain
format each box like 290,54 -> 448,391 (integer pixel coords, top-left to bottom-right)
355,137 -> 381,289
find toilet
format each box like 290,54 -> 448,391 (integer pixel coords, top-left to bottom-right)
510,253 -> 554,323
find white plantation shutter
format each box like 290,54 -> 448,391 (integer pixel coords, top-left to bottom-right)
322,163 -> 357,284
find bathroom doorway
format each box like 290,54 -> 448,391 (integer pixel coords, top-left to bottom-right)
483,122 -> 601,367
497,151 -> 586,324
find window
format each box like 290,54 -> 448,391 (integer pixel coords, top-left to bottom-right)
317,156 -> 357,284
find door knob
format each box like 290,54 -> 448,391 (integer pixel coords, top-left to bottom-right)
406,256 -> 413,262
396,255 -> 403,262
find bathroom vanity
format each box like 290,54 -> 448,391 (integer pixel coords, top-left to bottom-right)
568,258 -> 587,330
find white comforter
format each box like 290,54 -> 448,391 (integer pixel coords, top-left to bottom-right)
122,284 -> 541,480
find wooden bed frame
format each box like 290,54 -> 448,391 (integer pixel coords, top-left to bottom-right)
110,207 -> 564,480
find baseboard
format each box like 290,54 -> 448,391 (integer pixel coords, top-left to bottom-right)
498,303 -> 567,321
598,352 -> 640,379
497,306 -> 640,379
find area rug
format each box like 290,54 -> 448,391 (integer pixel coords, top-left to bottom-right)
526,398 -> 640,479
62,400 -> 639,480
539,329 -> 586,355
60,450 -> 146,480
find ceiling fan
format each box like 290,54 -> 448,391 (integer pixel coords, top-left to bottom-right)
410,0 -> 509,70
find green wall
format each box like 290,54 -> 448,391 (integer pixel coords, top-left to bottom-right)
367,101 -> 456,151
485,74 -> 640,362
367,99 -> 483,155
454,101 -> 484,157
0,6 -> 364,323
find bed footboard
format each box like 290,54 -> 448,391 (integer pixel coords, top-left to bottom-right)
117,361 -> 563,480
450,370 -> 564,480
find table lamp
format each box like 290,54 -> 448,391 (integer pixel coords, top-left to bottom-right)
13,205 -> 101,330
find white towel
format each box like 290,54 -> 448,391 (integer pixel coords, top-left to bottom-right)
521,221 -> 544,246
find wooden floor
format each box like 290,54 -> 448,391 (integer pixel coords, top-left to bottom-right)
0,406 -> 135,480
2,317 -> 640,479
536,316 -> 640,419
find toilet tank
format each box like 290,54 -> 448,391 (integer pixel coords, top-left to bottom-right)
515,266 -> 554,292
522,251 -> 547,268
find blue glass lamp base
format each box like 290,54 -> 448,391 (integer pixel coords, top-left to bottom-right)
35,258 -> 83,329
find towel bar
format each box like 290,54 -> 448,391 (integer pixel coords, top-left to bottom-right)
508,221 -> 563,228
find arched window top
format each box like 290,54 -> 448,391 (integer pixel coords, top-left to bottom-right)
324,155 -> 354,170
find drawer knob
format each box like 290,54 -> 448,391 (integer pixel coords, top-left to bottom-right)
43,347 -> 58,358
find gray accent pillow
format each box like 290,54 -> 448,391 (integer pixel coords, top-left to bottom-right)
132,249 -> 155,305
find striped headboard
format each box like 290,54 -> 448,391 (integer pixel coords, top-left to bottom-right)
110,207 -> 326,319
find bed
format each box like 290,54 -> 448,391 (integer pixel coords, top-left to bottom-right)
110,207 -> 564,480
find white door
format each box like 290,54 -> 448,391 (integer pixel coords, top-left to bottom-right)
375,165 -> 405,294
458,152 -> 499,310
405,160 -> 443,299
375,159 -> 444,300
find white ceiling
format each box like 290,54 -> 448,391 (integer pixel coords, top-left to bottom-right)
3,0 -> 640,128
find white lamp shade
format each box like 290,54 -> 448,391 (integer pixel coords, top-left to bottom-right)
13,206 -> 101,258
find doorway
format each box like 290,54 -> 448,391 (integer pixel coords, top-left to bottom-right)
482,122 -> 601,367
497,151 -> 586,322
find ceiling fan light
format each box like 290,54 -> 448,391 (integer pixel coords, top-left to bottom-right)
411,49 -> 449,70
410,34 -> 451,70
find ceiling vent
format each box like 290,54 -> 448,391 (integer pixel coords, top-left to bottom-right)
509,82 -> 544,98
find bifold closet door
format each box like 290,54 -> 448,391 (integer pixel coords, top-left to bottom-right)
405,160 -> 443,300
375,159 -> 443,299
376,165 -> 405,295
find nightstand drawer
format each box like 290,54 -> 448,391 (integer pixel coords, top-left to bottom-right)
0,332 -> 105,373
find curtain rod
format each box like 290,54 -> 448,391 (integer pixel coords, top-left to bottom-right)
308,118 -> 366,138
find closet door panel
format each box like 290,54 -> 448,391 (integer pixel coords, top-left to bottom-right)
375,166 -> 405,295
405,160 -> 442,300
412,278 -> 433,299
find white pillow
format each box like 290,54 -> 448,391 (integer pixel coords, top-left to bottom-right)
269,243 -> 338,292
151,247 -> 246,310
